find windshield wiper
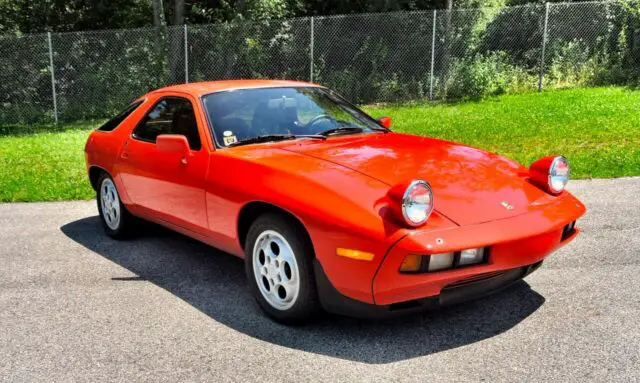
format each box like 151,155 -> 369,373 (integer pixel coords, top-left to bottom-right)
334,119 -> 389,133
228,134 -> 325,147
318,126 -> 364,136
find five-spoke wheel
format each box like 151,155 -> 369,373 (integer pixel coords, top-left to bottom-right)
96,172 -> 135,239
253,230 -> 300,310
245,213 -> 319,324
100,177 -> 121,230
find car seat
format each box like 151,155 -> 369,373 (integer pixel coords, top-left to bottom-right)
172,107 -> 201,150
252,100 -> 299,135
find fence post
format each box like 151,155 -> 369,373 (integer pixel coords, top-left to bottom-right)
429,10 -> 437,100
538,2 -> 550,93
184,24 -> 189,83
309,16 -> 314,82
47,32 -> 58,125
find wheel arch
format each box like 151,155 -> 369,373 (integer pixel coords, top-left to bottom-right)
237,201 -> 315,257
88,166 -> 108,191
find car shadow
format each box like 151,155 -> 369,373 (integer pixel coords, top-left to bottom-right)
60,216 -> 545,364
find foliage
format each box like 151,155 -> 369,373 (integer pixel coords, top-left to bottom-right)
0,1 -> 639,125
0,0 -> 152,34
477,4 -> 545,69
0,33 -> 53,124
52,28 -> 173,121
439,52 -> 536,99
0,0 -> 493,34
188,17 -> 310,83
312,11 -> 436,103
312,1 -> 639,103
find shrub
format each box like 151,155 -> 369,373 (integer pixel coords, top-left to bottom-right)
372,74 -> 425,102
439,52 -> 536,100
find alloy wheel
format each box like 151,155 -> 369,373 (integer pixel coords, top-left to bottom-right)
100,178 -> 121,230
252,230 -> 300,310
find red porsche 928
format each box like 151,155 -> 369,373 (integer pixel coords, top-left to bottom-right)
84,80 -> 585,323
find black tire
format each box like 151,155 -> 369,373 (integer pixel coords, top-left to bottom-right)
245,213 -> 320,324
96,172 -> 137,239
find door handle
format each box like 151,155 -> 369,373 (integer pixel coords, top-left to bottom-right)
120,140 -> 129,160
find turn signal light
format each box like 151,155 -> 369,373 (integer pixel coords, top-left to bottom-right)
399,254 -> 423,272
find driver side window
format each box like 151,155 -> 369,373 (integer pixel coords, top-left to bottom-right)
132,97 -> 202,150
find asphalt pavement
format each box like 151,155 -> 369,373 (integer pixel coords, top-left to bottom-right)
0,177 -> 639,382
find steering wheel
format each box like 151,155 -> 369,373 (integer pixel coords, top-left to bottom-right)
304,114 -> 334,130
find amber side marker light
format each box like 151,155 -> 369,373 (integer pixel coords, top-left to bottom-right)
336,248 -> 375,261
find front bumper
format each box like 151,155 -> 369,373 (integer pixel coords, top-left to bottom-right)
314,259 -> 543,318
373,226 -> 579,306
372,193 -> 585,306
315,216 -> 582,317
315,192 -> 584,317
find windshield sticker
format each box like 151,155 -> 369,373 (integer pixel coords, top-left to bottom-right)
223,130 -> 238,146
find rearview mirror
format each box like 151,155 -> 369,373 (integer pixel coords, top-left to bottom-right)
157,134 -> 190,158
378,116 -> 392,129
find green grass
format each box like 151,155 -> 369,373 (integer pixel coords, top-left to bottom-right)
0,128 -> 97,201
1,87 -> 639,202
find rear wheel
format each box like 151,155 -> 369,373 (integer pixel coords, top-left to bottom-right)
245,213 -> 319,324
96,173 -> 136,239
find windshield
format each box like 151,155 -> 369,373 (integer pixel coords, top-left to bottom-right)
202,87 -> 384,147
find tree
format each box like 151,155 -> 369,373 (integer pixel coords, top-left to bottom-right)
174,0 -> 185,25
167,0 -> 186,84
0,0 -> 152,34
152,0 -> 167,26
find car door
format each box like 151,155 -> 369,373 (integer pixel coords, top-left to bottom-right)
117,95 -> 209,233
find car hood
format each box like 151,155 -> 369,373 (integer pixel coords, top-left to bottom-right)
280,133 -> 555,225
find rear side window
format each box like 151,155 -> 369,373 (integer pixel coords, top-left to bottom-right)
132,97 -> 201,150
97,100 -> 144,132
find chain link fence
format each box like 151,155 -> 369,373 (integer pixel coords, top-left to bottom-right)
0,1 -> 637,126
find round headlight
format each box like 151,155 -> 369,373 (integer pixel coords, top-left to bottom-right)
549,156 -> 570,193
402,180 -> 434,226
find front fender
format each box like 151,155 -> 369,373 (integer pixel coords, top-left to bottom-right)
206,147 -> 456,303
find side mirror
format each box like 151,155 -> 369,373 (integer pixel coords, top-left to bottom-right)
157,134 -> 190,163
378,116 -> 392,129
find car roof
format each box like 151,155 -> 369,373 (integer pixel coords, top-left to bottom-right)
149,79 -> 322,97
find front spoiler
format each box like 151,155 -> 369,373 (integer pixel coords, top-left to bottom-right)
314,259 -> 542,318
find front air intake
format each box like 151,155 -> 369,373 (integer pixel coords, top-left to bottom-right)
561,221 -> 577,241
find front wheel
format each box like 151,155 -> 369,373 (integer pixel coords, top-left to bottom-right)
245,213 -> 319,324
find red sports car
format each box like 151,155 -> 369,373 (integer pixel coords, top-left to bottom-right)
85,80 -> 585,323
